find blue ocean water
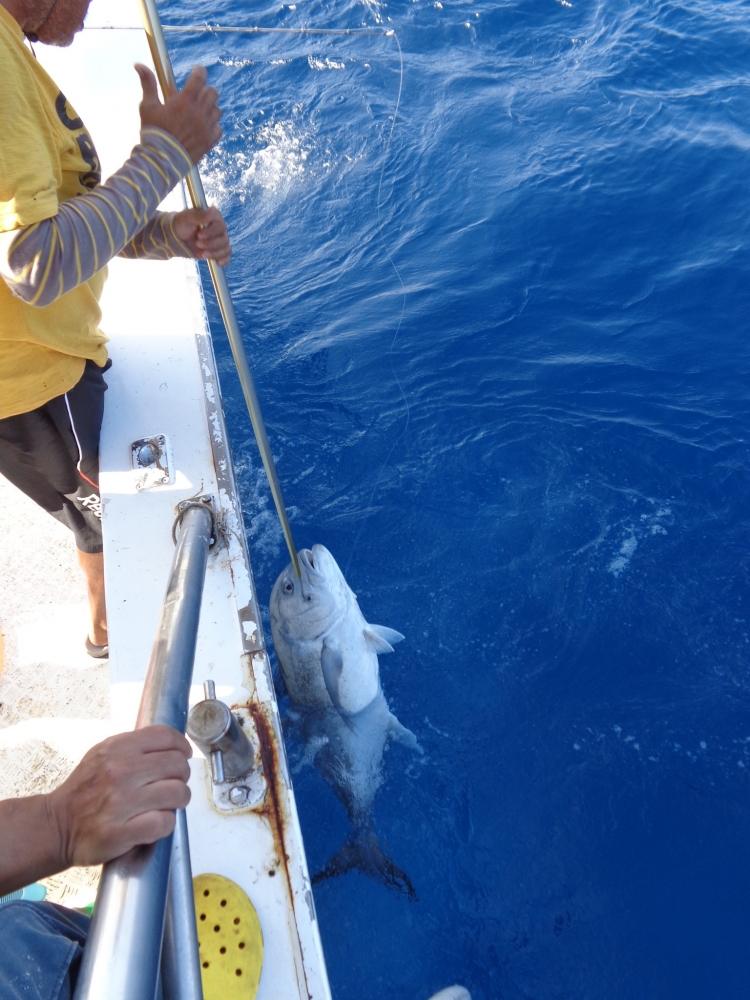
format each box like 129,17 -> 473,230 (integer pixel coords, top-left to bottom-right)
162,1 -> 750,997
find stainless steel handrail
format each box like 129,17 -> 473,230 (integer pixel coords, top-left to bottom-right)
73,502 -> 213,1000
162,810 -> 204,1000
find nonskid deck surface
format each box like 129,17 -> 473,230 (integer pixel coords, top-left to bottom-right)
0,475 -> 112,906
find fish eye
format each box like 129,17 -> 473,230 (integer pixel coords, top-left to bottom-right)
283,580 -> 294,595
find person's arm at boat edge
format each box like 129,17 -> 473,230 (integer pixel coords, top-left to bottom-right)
119,205 -> 231,268
0,63 -> 223,307
0,725 -> 191,897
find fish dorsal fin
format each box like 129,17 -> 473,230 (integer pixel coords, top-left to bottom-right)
364,625 -> 405,655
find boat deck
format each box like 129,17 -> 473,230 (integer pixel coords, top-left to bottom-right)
0,474 -> 110,906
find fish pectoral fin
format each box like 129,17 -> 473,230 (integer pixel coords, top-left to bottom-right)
292,733 -> 329,775
389,713 -> 422,753
322,642 -> 378,717
321,641 -> 346,711
364,624 -> 405,654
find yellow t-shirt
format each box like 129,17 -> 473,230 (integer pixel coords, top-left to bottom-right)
0,6 -> 109,419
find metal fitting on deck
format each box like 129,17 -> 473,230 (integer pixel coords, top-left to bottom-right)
187,680 -> 255,783
173,495 -> 216,546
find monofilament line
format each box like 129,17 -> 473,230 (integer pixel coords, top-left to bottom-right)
343,27 -> 408,574
91,24 -> 397,38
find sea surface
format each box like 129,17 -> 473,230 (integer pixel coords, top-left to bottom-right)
162,1 -> 750,997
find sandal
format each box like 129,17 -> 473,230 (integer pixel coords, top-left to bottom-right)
85,637 -> 109,659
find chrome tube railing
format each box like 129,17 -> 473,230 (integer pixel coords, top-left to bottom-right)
162,810 -> 204,1000
73,501 -> 213,1000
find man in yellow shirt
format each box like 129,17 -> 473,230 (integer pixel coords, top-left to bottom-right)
0,0 -> 231,656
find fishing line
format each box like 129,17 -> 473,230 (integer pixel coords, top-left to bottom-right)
92,23 -> 397,38
162,25 -> 393,37
343,28 -> 409,576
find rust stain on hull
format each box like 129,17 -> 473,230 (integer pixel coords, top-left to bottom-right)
245,701 -> 314,1000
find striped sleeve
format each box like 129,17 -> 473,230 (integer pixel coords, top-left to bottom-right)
0,127 -> 192,307
119,211 -> 193,261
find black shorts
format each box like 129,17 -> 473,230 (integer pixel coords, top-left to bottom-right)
0,360 -> 110,554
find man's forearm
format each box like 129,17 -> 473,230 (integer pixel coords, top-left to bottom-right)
119,211 -> 192,261
0,127 -> 191,307
0,726 -> 193,897
0,794 -> 66,896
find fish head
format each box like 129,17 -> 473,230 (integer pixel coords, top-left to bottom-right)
270,544 -> 351,641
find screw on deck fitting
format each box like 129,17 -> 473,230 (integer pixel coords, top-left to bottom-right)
229,785 -> 250,806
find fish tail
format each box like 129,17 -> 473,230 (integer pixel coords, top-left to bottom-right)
312,826 -> 416,900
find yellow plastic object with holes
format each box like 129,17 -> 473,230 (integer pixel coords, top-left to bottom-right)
193,873 -> 264,998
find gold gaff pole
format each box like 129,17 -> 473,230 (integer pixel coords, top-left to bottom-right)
138,0 -> 301,579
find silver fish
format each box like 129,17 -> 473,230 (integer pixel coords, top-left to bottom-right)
270,544 -> 420,896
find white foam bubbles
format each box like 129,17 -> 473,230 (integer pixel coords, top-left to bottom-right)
232,451 -> 297,571
245,120 -> 311,194
573,724 -> 750,779
606,503 -> 673,578
307,55 -> 346,72
607,530 -> 638,577
218,56 -> 254,69
360,0 -> 386,26
202,118 -> 317,212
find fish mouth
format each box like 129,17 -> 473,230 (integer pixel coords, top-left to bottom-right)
299,548 -> 316,572
294,549 -> 322,605
299,545 -> 334,576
